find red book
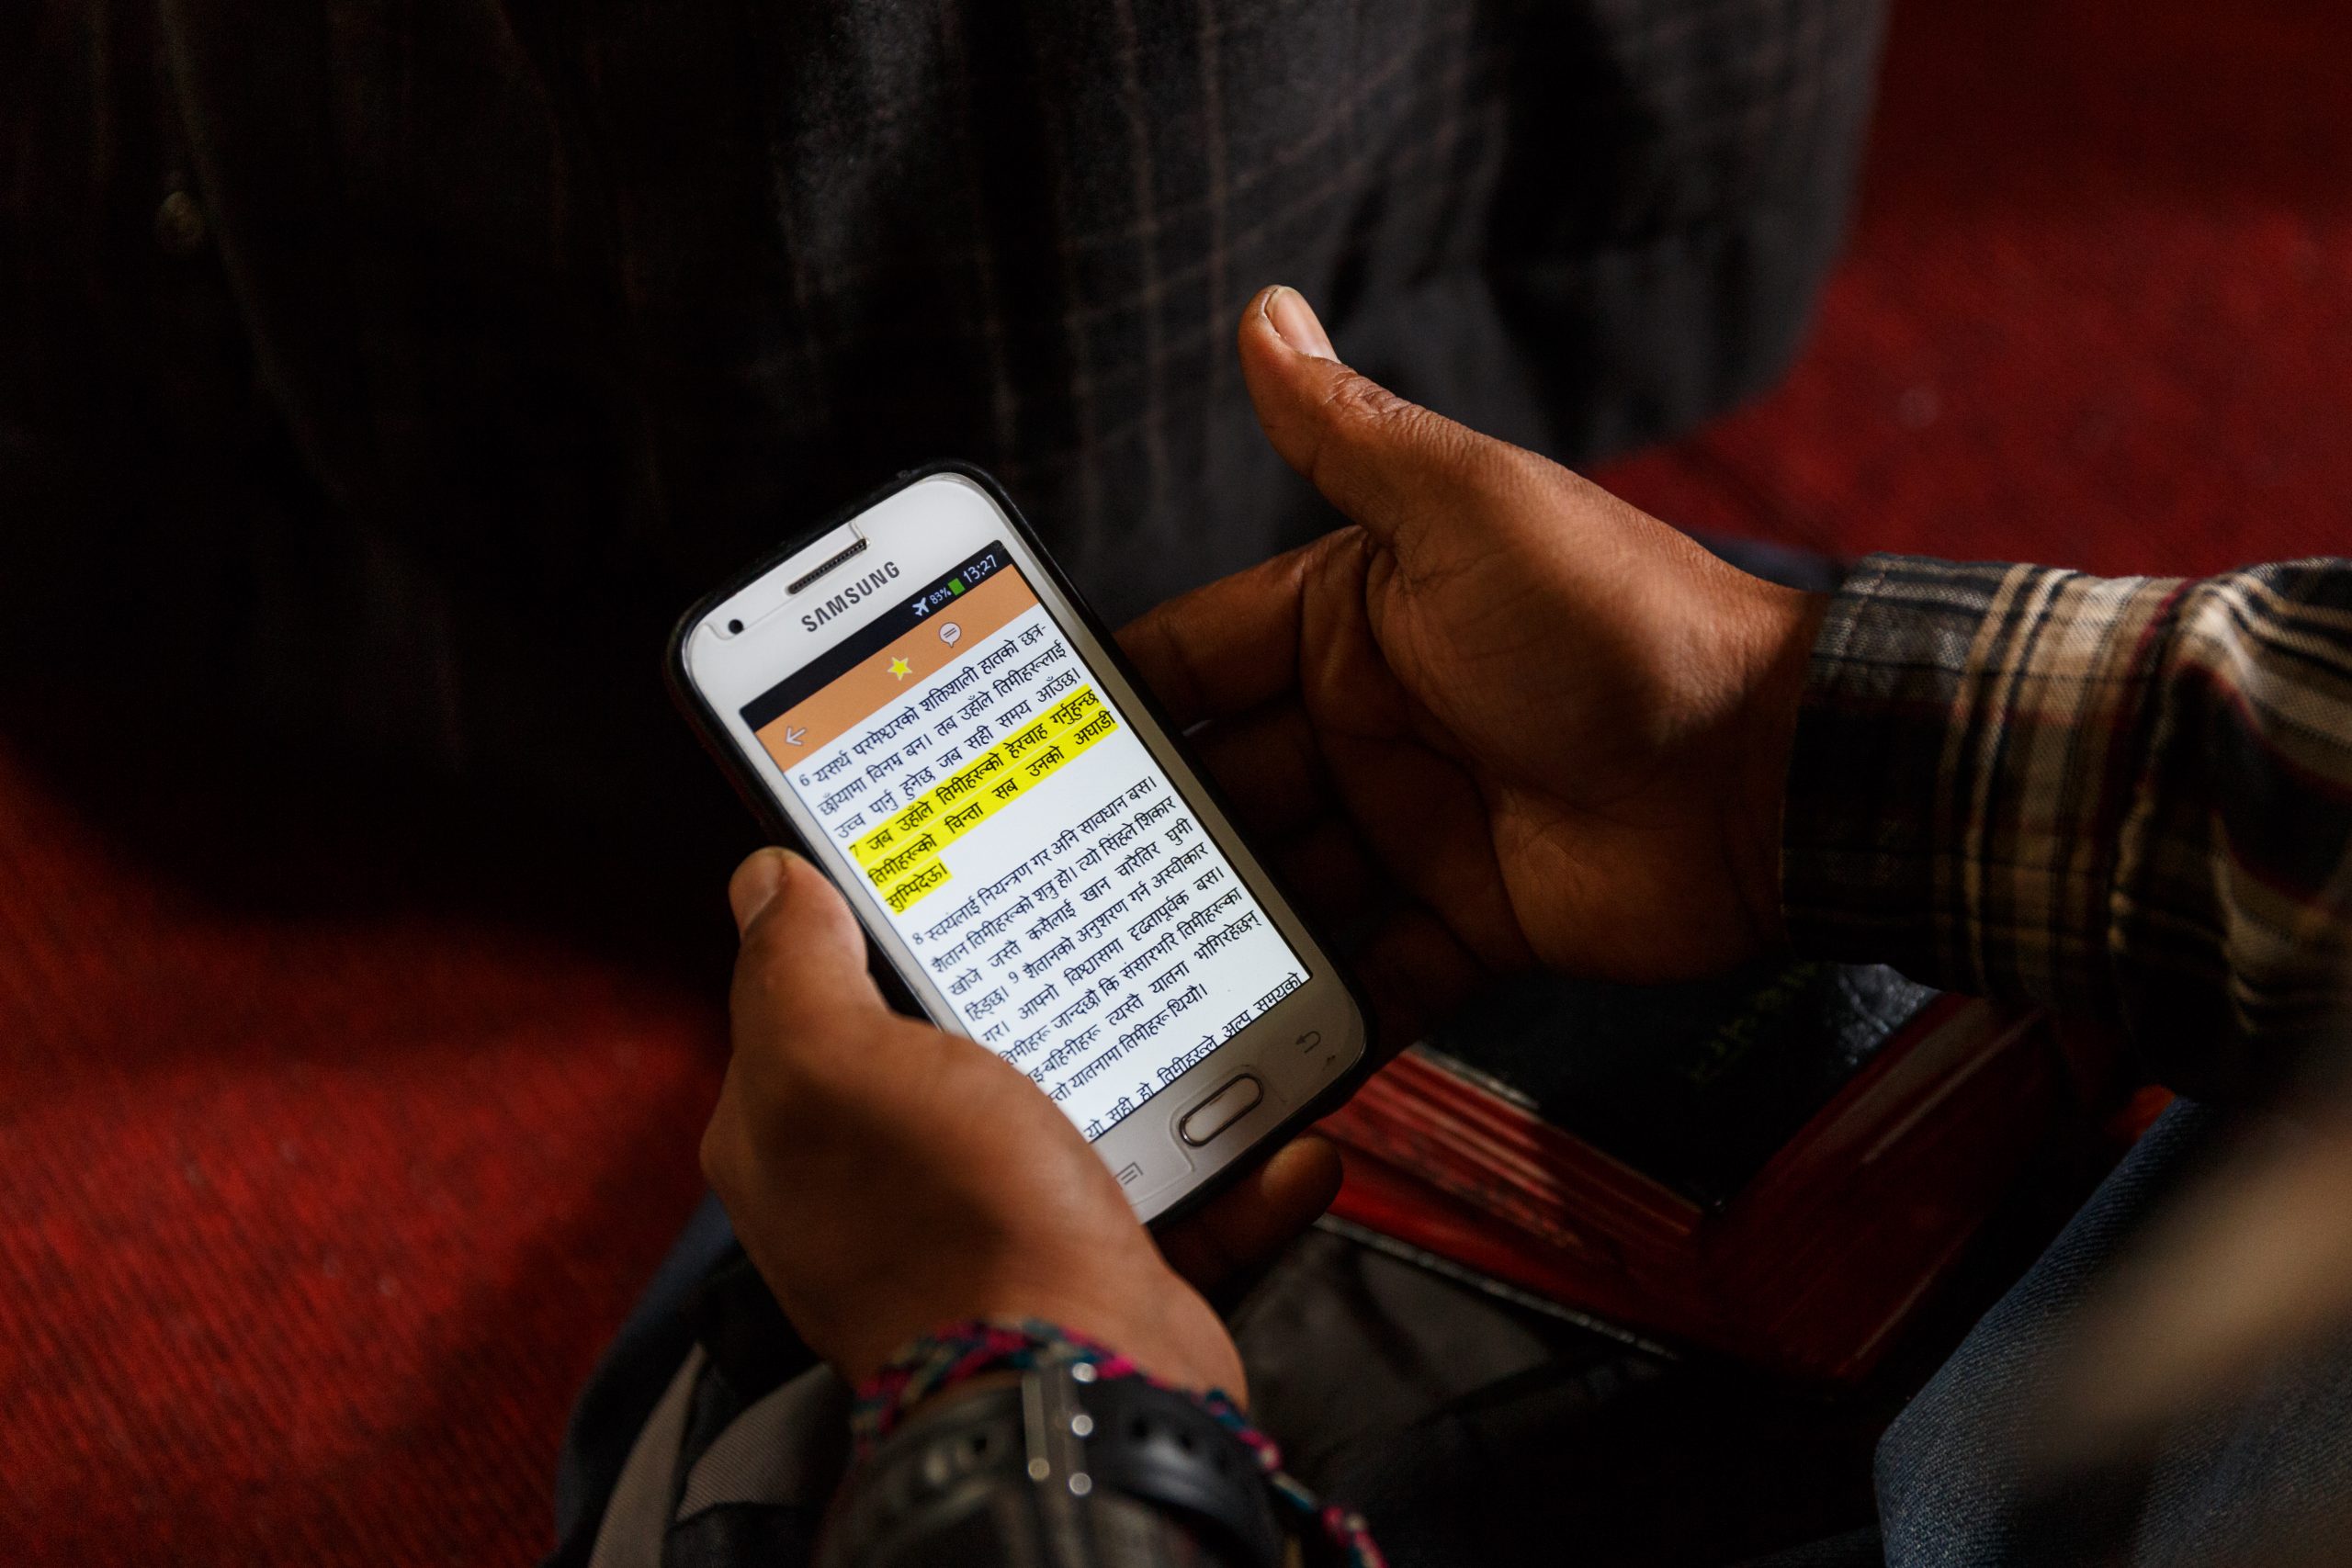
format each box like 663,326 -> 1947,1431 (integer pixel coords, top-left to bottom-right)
1317,964 -> 2074,1382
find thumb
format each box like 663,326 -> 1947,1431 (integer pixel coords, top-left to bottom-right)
727,848 -> 885,1040
1237,285 -> 1525,547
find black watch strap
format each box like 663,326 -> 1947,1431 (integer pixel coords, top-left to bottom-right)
818,1359 -> 1285,1568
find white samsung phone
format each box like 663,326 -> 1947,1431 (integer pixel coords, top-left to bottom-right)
669,464 -> 1370,1224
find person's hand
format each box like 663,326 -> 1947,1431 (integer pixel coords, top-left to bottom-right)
1121,286 -> 1826,1042
700,846 -> 1340,1397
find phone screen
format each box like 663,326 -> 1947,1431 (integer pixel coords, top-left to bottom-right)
741,542 -> 1311,1140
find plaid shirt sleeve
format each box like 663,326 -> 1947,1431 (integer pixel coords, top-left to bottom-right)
1782,553 -> 2352,1100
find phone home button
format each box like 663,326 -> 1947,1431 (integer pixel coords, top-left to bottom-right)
1177,1074 -> 1263,1147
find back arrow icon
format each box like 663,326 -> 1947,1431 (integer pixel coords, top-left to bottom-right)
783,726 -> 807,746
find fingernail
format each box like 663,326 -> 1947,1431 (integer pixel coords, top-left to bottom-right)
729,847 -> 791,935
1262,286 -> 1336,360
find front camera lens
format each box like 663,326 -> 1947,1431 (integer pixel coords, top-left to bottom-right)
727,618 -> 744,635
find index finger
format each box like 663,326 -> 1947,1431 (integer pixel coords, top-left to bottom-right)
1156,1134 -> 1345,1297
1117,536 -> 1320,728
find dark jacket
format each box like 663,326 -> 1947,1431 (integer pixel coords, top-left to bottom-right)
2,0 -> 1883,885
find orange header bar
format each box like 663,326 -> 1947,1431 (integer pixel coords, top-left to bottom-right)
754,565 -> 1039,767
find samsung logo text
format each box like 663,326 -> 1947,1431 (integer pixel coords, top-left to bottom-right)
800,561 -> 903,630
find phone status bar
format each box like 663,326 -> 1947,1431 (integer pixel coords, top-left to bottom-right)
908,544 -> 1010,619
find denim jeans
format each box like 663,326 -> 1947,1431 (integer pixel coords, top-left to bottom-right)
1875,1100 -> 2352,1568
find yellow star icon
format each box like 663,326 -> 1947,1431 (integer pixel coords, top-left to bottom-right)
887,656 -> 912,681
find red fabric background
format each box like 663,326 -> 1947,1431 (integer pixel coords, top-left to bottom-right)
5,0 -> 2347,1561
1607,0 -> 2352,574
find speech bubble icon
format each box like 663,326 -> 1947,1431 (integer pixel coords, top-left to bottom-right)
938,621 -> 962,646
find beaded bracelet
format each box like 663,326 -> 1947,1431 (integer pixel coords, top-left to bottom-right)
851,1318 -> 1385,1568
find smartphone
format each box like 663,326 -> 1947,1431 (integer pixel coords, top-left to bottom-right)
669,463 -> 1370,1224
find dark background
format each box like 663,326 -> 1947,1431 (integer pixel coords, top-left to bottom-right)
3,0 -> 2347,1561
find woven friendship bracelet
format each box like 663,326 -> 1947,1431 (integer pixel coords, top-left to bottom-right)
850,1317 -> 1385,1567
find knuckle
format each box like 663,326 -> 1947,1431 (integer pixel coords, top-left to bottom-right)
1314,371 -> 1477,487
729,940 -> 815,1036
727,1015 -> 866,1128
1317,368 -> 1413,432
